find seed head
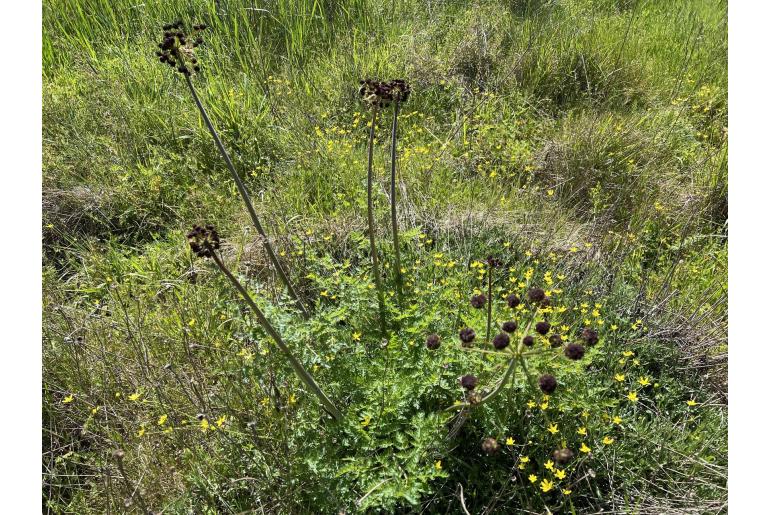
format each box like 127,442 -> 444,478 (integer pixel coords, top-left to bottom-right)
548,334 -> 563,347
522,335 -> 535,347
506,293 -> 521,308
470,294 -> 486,309
581,327 -> 599,345
467,391 -> 482,405
535,321 -> 551,335
459,327 -> 476,347
426,334 -> 441,350
553,448 -> 575,465
538,374 -> 557,394
492,333 -> 510,350
527,287 -> 546,303
502,320 -> 518,333
481,437 -> 500,455
460,374 -> 479,390
187,224 -> 220,258
564,343 -> 585,360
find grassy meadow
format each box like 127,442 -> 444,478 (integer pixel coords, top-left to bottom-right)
42,0 -> 727,512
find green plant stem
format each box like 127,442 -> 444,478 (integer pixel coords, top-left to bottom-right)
366,106 -> 387,335
389,99 -> 403,302
486,265 -> 493,344
446,357 -> 517,411
210,252 -> 342,420
184,75 -> 310,320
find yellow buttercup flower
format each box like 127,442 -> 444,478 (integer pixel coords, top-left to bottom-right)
547,423 -> 559,435
614,374 -> 625,382
506,437 -> 515,446
562,488 -> 573,495
627,391 -> 639,402
529,474 -> 538,483
352,332 -> 361,341
435,460 -> 442,470
603,436 -> 615,445
62,394 -> 74,404
580,442 -> 591,453
360,415 -> 372,428
540,478 -> 554,492
554,469 -> 566,480
128,392 -> 141,401
638,376 -> 651,386
544,460 -> 554,471
613,416 -> 623,425
157,414 -> 168,426
686,399 -> 698,407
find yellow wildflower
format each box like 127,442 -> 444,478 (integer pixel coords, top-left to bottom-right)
544,460 -> 554,471
435,460 -> 442,470
128,392 -> 141,402
638,376 -> 651,386
547,423 -> 559,435
580,442 -> 591,453
157,414 -> 168,426
686,399 -> 698,407
352,332 -> 361,341
555,469 -> 566,480
506,437 -> 515,446
614,374 -> 625,382
627,391 -> 639,402
62,394 -> 74,404
529,474 -> 538,483
577,427 -> 587,436
540,478 -> 554,492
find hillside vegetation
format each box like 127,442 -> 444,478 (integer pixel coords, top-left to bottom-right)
43,0 -> 727,513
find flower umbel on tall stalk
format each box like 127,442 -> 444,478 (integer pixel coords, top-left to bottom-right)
359,79 -> 393,335
386,79 -> 411,303
155,20 -> 310,319
187,225 -> 342,420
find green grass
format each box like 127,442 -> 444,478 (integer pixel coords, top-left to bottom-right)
43,0 -> 727,512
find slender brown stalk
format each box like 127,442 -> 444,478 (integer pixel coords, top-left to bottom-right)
184,75 -> 310,319
389,99 -> 403,302
366,107 -> 387,334
210,251 -> 342,420
113,450 -> 149,513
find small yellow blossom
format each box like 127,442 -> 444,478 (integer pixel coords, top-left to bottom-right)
62,394 -> 74,404
216,415 -> 227,427
527,400 -> 537,409
547,424 -> 559,435
137,426 -> 146,437
614,374 -> 625,382
157,414 -> 168,426
544,460 -> 554,471
529,474 -> 538,483
128,392 -> 141,402
638,376 -> 651,386
562,489 -> 573,495
200,418 -> 210,432
360,415 -> 372,428
435,460 -> 442,470
577,427 -> 587,436
352,332 -> 361,341
686,399 -> 698,407
506,437 -> 515,446
627,391 -> 639,402
520,456 -> 530,464
622,350 -> 634,357
612,416 -> 623,425
603,436 -> 615,445
540,478 -> 554,492
580,442 -> 591,453
555,469 -> 566,480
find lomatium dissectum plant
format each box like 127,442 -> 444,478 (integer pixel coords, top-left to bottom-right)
155,20 -> 310,319
440,284 -> 588,462
186,224 -> 342,420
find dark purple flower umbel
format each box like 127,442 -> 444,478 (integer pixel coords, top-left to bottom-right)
506,293 -> 521,308
492,333 -> 510,350
470,294 -> 486,309
522,335 -> 535,347
426,334 -> 441,350
538,374 -> 557,394
388,79 -> 411,102
459,327 -> 476,347
502,320 -> 518,333
460,374 -> 479,390
187,224 -> 220,258
548,334 -> 563,347
581,327 -> 599,345
535,321 -> 551,335
156,20 -> 207,76
527,287 -> 546,303
564,343 -> 585,360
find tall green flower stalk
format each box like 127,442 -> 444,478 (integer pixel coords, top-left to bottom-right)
155,21 -> 310,319
387,80 -> 410,303
187,225 -> 342,420
359,79 -> 392,335
366,106 -> 387,335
